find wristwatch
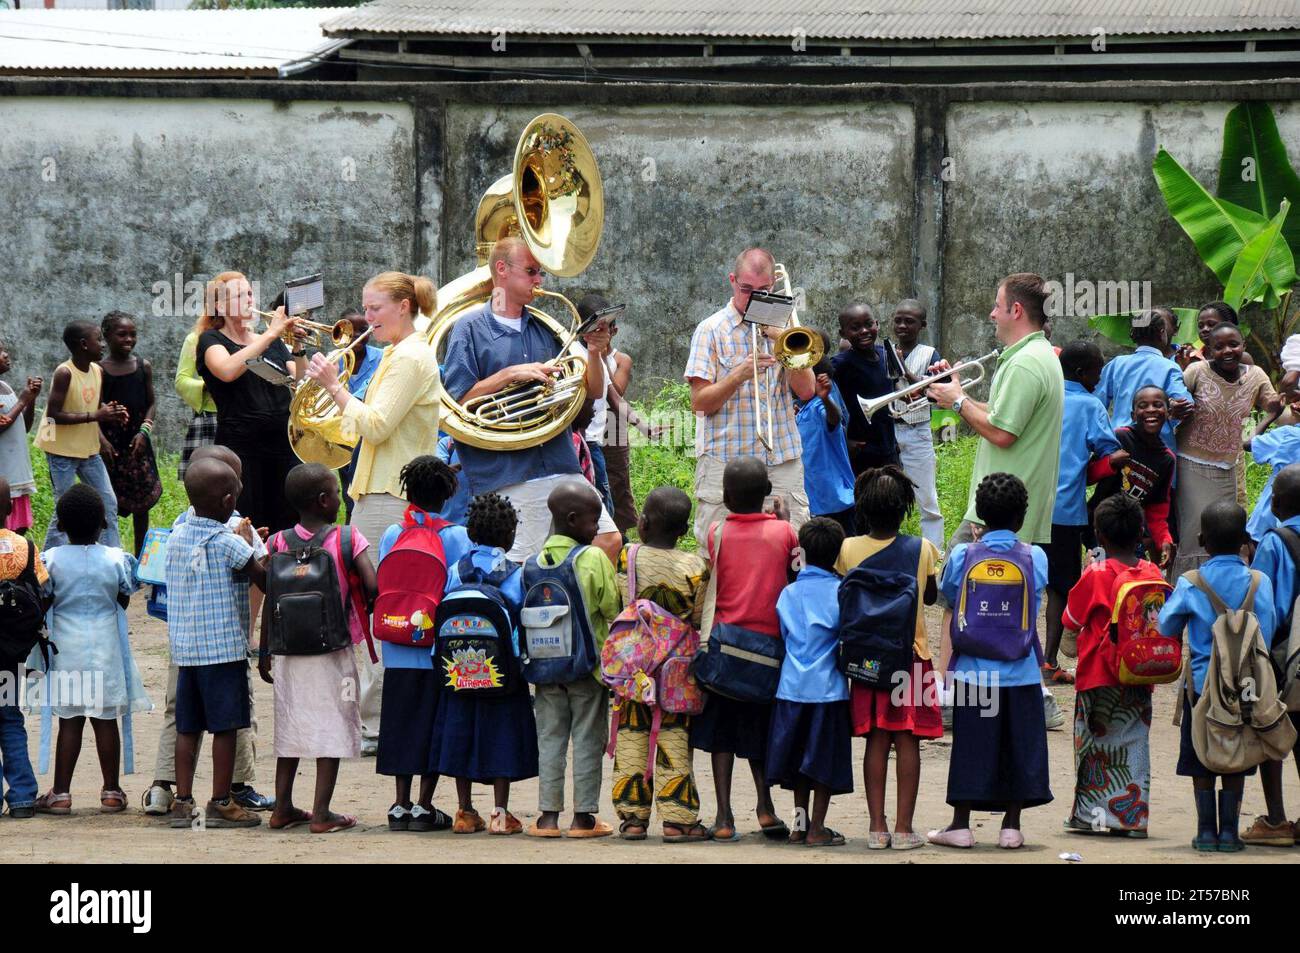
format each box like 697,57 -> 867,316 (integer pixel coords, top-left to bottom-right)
952,396 -> 967,416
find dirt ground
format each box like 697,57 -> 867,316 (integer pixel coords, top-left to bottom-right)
3,600 -> 1298,865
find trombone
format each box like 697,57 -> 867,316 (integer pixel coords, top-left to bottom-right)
857,349 -> 1001,422
748,263 -> 824,450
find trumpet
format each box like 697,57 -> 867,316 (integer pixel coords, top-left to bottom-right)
857,349 -> 1000,422
250,310 -> 358,351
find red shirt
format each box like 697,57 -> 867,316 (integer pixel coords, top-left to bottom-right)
1063,557 -> 1164,692
706,513 -> 799,637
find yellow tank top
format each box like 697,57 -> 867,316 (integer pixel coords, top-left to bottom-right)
35,360 -> 102,459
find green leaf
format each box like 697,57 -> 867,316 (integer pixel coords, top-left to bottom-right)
1217,102 -> 1300,252
1152,148 -> 1293,287
1223,201 -> 1294,311
1088,307 -> 1201,347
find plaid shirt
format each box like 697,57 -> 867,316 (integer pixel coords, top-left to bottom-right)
684,302 -> 802,466
164,515 -> 255,667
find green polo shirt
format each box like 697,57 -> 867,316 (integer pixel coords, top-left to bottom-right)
962,330 -> 1064,544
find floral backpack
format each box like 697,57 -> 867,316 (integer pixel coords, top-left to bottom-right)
600,545 -> 705,779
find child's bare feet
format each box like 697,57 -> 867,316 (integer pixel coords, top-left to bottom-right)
269,806 -> 312,830
310,811 -> 357,834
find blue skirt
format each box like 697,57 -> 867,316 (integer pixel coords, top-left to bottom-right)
376,667 -> 440,777
947,683 -> 1053,811
689,690 -> 771,761
429,687 -> 539,783
765,699 -> 854,795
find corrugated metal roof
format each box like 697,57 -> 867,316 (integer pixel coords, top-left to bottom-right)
0,9 -> 347,75
323,0 -> 1300,41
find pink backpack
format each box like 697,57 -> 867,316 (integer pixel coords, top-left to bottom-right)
600,545 -> 705,779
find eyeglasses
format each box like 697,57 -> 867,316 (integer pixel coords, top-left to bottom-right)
736,283 -> 774,294
507,262 -> 545,278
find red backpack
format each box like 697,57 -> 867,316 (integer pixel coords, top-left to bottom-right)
1108,564 -> 1178,685
374,507 -> 451,647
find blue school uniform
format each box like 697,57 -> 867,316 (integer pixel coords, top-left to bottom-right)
1250,516 -> 1300,645
939,531 -> 1053,811
435,434 -> 471,526
374,511 -> 471,777
1247,425 -> 1300,542
794,385 -> 855,518
1094,346 -> 1193,454
1053,381 -> 1120,526
765,567 -> 853,794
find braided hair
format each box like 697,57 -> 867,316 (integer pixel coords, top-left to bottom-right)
398,455 -> 458,514
101,310 -> 135,339
973,471 -> 1028,532
466,492 -> 519,550
854,464 -> 916,535
1198,300 -> 1239,327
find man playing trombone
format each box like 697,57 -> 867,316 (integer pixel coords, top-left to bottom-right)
684,247 -> 815,546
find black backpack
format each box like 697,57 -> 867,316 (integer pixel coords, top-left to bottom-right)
0,540 -> 54,670
433,555 -> 522,696
836,536 -> 922,688
266,526 -> 354,656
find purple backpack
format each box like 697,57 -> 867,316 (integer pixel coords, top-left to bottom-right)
951,539 -> 1042,663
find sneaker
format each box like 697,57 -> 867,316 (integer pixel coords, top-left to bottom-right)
7,805 -> 34,819
169,796 -> 197,829
204,797 -> 262,829
142,785 -> 174,816
1043,693 -> 1066,731
388,803 -> 411,832
229,784 -> 275,812
408,804 -> 452,832
1240,816 -> 1295,847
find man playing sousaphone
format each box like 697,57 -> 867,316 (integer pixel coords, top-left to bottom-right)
441,235 -> 622,564
685,247 -> 816,546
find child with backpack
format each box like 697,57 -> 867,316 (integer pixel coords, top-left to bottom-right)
835,465 -> 941,850
1159,500 -> 1286,851
689,456 -> 800,842
1243,463 -> 1300,846
373,455 -> 469,832
766,517 -> 852,847
429,492 -> 536,835
0,477 -> 48,818
930,472 -> 1052,849
31,483 -> 152,816
1061,494 -> 1170,838
522,481 -> 621,838
258,463 -> 377,834
609,487 -> 709,842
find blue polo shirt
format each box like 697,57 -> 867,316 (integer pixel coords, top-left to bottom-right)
1053,380 -> 1121,526
1094,345 -> 1193,454
1247,424 -> 1300,541
435,434 -> 471,526
1159,554 -> 1276,693
795,383 -> 855,517
440,302 -> 582,495
339,344 -> 384,400
376,510 -> 471,669
939,529 -> 1048,687
1250,514 -> 1300,645
775,566 -> 849,703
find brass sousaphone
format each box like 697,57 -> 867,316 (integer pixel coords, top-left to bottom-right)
424,114 -> 604,450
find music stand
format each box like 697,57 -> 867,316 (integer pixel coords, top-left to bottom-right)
284,273 -> 324,317
743,289 -> 795,330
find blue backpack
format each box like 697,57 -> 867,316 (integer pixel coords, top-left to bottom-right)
433,555 -> 521,696
837,535 -> 922,688
520,546 -> 599,685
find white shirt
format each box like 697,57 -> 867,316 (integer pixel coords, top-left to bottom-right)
584,349 -> 619,443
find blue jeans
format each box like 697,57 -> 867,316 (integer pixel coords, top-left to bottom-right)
586,441 -> 614,518
0,692 -> 37,809
43,452 -> 120,549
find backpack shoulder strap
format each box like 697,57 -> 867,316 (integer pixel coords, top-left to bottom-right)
1243,570 -> 1263,613
1272,526 -> 1300,574
626,543 -> 640,603
1184,570 -> 1230,616
340,525 -> 353,569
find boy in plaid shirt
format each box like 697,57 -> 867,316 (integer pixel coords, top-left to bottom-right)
164,457 -> 267,829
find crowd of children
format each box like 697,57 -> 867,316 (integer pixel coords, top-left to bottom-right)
5,302 -> 1300,858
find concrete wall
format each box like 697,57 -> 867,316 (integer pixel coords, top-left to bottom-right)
1,78 -> 1298,451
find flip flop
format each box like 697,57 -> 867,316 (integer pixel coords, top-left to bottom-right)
565,819 -> 613,839
708,823 -> 741,842
269,808 -> 314,830
760,820 -> 790,841
662,822 -> 710,843
526,820 -> 564,838
805,828 -> 846,847
311,813 -> 357,834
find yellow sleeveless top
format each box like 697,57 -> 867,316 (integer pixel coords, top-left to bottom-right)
35,361 -> 102,459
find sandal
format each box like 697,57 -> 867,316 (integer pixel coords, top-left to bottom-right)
35,791 -> 71,816
1041,663 -> 1076,685
310,813 -> 357,834
707,823 -> 741,842
269,808 -> 314,830
806,828 -> 846,847
662,821 -> 710,843
100,789 -> 127,814
759,818 -> 790,841
526,819 -> 564,838
619,818 -> 649,841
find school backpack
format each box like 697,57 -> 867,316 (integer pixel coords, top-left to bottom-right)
1262,527 -> 1300,708
951,539 -> 1042,663
0,539 -> 53,670
600,545 -> 705,779
1108,568 -> 1178,686
1183,570 -> 1297,774
836,535 -> 922,688
373,509 -> 450,647
520,545 -> 600,685
434,554 -> 521,696
265,526 -> 355,657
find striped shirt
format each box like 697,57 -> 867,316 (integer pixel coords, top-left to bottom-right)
684,302 -> 802,466
164,515 -> 255,667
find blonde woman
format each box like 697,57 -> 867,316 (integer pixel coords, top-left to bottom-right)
195,271 -> 302,533
305,271 -> 442,760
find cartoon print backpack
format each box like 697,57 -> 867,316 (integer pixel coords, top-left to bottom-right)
600,545 -> 705,779
952,539 -> 1041,663
520,545 -> 599,685
433,554 -> 520,696
373,507 -> 450,647
1108,568 -> 1178,685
